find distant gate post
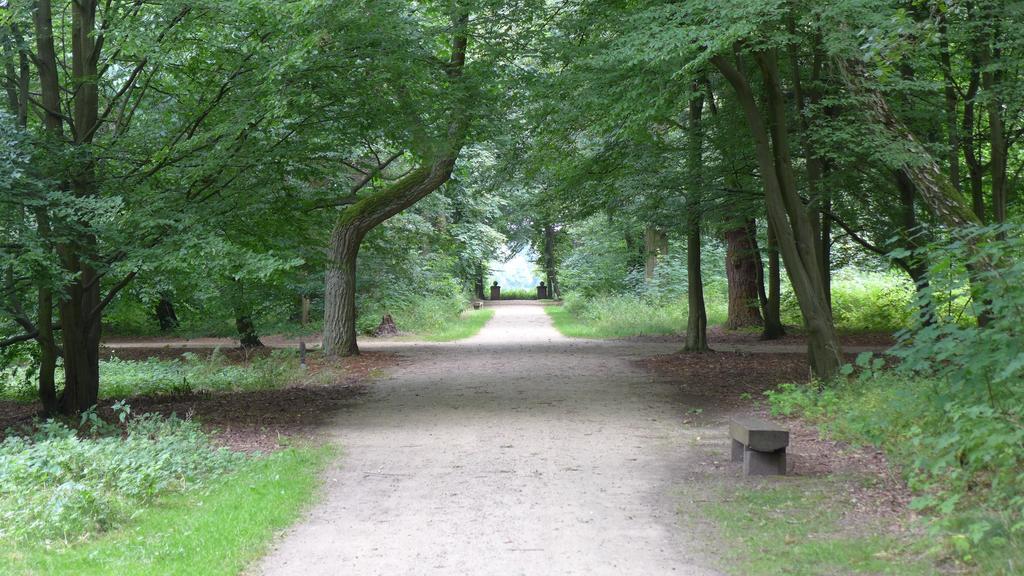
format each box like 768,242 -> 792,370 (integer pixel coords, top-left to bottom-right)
490,281 -> 501,300
537,281 -> 548,299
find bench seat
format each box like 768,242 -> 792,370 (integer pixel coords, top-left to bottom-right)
729,417 -> 789,476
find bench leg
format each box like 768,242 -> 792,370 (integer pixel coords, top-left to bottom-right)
743,447 -> 786,476
731,439 -> 745,462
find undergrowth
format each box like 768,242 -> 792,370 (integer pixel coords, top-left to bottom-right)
0,349 -> 303,403
419,308 -> 494,341
0,407 -> 242,545
0,409 -> 331,575
766,226 -> 1024,574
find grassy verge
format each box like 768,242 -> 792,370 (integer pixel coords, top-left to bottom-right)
545,301 -> 685,339
702,478 -> 938,575
1,349 -> 305,403
3,445 -> 333,576
767,375 -> 1024,574
419,308 -> 494,341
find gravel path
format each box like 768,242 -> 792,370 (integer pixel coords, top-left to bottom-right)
255,301 -> 723,576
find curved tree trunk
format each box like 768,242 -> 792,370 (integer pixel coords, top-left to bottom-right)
724,222 -> 764,329
322,160 -> 463,358
322,10 -> 469,359
323,224 -> 363,356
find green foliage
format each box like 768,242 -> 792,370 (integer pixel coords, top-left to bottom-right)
2,446 -> 331,575
780,270 -> 915,333
703,479 -> 937,575
358,292 -> 468,336
0,409 -> 242,545
419,308 -> 494,342
547,292 -> 728,339
765,222 -> 1024,573
493,288 -> 538,300
0,350 -> 302,403
766,375 -> 1024,573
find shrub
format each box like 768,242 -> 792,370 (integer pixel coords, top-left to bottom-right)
0,408 -> 242,544
768,226 -> 1024,569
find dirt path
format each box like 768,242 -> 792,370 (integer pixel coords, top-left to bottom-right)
255,301 -> 723,575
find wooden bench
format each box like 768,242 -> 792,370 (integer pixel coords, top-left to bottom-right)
729,417 -> 789,476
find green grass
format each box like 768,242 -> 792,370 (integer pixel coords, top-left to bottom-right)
3,445 -> 333,576
492,288 -> 541,300
767,375 -> 1024,574
545,299 -> 686,339
0,350 -> 304,403
418,308 -> 494,341
702,478 -> 939,575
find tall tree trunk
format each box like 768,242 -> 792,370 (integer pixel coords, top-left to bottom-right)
762,218 -> 786,339
939,15 -> 962,194
6,20 -> 59,413
474,263 -> 485,300
714,51 -> 841,377
643,227 -> 668,281
231,280 -> 262,348
61,0 -> 100,413
543,224 -> 560,298
788,27 -> 832,309
623,226 -> 644,274
683,92 -> 708,352
894,171 -> 933,322
724,222 -> 764,329
982,48 -> 1008,229
155,296 -> 179,331
962,69 -> 985,221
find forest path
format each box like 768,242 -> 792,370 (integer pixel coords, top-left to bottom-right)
255,300 -> 723,576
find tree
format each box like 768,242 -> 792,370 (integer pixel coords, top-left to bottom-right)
321,6 -> 471,357
2,0 -> 304,412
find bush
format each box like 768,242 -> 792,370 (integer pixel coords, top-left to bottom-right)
768,226 -> 1024,570
494,288 -> 538,300
0,408 -> 242,544
98,350 -> 302,397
